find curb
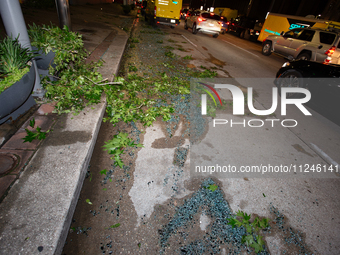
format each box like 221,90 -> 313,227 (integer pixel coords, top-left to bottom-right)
0,23 -> 130,254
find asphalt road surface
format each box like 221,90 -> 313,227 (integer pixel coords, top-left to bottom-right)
63,18 -> 340,255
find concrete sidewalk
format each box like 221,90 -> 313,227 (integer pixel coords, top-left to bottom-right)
0,7 -> 132,254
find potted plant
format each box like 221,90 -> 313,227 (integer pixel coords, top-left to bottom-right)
0,35 -> 35,124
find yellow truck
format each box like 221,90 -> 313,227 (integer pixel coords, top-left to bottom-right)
145,0 -> 182,27
214,7 -> 238,20
258,13 -> 340,42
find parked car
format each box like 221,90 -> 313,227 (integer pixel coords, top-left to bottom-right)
184,10 -> 221,38
262,27 -> 340,63
324,37 -> 340,65
274,60 -> 340,125
220,16 -> 228,34
227,16 -> 261,40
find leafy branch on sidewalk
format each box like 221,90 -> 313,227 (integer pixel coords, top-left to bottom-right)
103,132 -> 143,168
227,210 -> 270,253
23,118 -> 50,143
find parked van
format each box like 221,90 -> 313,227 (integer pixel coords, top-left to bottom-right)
145,0 -> 182,27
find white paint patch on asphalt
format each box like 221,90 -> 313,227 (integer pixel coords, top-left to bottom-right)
181,34 -> 197,47
222,39 -> 260,58
129,122 -> 191,227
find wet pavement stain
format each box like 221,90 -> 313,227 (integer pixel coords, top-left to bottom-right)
292,144 -> 314,157
152,136 -> 185,149
207,53 -> 226,67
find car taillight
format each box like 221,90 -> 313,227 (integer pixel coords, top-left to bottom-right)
154,6 -> 156,16
323,46 -> 336,64
197,17 -> 206,22
218,21 -> 222,25
226,21 -> 230,25
325,46 -> 336,56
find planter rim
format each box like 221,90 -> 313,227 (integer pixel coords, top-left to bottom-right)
0,65 -> 36,121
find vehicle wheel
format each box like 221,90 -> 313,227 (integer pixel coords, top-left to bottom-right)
184,22 -> 188,30
192,24 -> 198,34
262,41 -> 272,56
222,30 -> 225,35
297,52 -> 311,61
213,33 -> 219,38
277,70 -> 304,98
240,30 -> 245,38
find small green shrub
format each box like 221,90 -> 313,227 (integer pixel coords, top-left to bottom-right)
0,36 -> 33,93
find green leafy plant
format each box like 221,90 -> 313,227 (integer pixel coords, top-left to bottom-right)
109,223 -> 121,228
28,23 -> 86,73
22,118 -> 49,143
227,210 -> 269,253
183,55 -> 193,60
128,64 -> 138,72
100,169 -> 108,175
130,38 -> 139,43
28,23 -> 104,114
0,35 -> 33,93
205,184 -> 218,192
165,51 -> 176,58
164,46 -> 174,50
103,132 -> 143,168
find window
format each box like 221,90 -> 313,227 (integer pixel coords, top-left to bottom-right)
319,32 -> 336,45
284,29 -> 302,38
296,30 -> 315,41
201,13 -> 220,20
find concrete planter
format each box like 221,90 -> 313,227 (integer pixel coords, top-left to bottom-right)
0,65 -> 36,124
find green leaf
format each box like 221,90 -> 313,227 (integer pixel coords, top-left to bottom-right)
227,217 -> 237,228
29,118 -> 35,128
85,199 -> 92,205
237,210 -> 251,221
205,184 -> 218,192
227,217 -> 243,228
100,169 -> 108,175
109,223 -> 120,228
242,234 -> 254,246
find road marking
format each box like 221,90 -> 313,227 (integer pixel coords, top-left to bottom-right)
222,39 -> 259,58
181,35 -> 197,48
310,143 -> 339,167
